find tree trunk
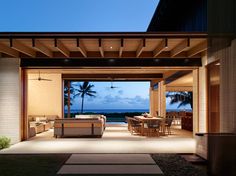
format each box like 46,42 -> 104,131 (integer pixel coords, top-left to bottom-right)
81,96 -> 84,114
190,92 -> 193,109
67,81 -> 71,118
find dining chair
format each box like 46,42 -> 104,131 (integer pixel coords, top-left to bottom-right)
146,120 -> 161,137
129,118 -> 142,134
125,116 -> 133,131
165,117 -> 173,135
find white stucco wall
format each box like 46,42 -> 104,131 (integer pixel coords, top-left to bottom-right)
27,73 -> 62,118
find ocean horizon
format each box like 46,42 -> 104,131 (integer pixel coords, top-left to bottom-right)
65,108 -> 192,114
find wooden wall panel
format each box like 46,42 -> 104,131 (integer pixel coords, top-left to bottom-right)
220,39 -> 236,132
208,62 -> 220,132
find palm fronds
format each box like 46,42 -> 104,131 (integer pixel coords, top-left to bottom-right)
166,91 -> 193,109
74,81 -> 96,113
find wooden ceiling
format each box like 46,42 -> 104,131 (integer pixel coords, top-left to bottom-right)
0,32 -> 207,58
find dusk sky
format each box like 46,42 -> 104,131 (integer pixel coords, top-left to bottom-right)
0,0 -> 159,32
68,82 -> 191,111
1,0 -> 191,110
70,82 -> 150,110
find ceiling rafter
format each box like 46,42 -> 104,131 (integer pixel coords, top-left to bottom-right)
0,42 -> 19,57
54,39 -> 70,57
136,38 -> 146,57
76,38 -> 87,57
171,38 -> 190,57
119,38 -> 124,58
0,33 -> 208,59
10,39 -> 36,57
187,40 -> 207,57
32,39 -> 53,58
99,38 -> 104,57
153,38 -> 168,57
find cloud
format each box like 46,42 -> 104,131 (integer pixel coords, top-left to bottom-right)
118,90 -> 123,95
103,95 -> 123,104
102,95 -> 149,107
125,95 -> 149,105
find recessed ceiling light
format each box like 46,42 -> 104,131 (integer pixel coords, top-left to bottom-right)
110,46 -> 113,49
109,59 -> 115,62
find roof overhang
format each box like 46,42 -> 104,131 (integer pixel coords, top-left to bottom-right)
0,32 -> 207,60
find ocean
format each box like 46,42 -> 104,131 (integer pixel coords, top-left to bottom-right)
65,109 -> 192,113
66,109 -> 149,113
64,109 -> 192,122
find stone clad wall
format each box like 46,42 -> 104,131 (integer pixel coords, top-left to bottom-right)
0,58 -> 20,144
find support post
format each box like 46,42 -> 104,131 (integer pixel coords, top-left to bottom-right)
157,81 -> 166,117
149,84 -> 158,116
193,69 -> 199,135
67,81 -> 71,118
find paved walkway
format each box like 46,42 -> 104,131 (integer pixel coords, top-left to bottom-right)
57,154 -> 163,175
0,124 -> 196,154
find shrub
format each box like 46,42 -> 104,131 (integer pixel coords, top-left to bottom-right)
0,136 -> 11,149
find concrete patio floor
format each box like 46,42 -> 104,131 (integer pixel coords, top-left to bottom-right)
0,124 -> 196,154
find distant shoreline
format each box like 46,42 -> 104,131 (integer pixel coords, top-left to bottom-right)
64,109 -> 192,122
65,108 -> 192,114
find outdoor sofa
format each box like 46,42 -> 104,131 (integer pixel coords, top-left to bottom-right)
28,115 -> 58,135
75,114 -> 106,129
54,115 -> 106,138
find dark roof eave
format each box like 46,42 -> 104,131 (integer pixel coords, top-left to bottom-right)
0,32 -> 207,39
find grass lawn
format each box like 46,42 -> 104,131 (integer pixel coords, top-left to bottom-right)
151,154 -> 208,176
0,154 -> 69,176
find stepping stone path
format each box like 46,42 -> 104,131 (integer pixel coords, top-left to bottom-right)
58,154 -> 163,175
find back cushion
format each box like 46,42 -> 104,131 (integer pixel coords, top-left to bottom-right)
36,117 -> 47,122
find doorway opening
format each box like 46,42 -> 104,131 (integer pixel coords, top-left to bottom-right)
63,81 -> 150,122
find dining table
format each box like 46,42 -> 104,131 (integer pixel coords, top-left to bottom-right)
134,116 -> 166,136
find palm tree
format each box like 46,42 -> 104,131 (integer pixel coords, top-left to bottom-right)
166,91 -> 193,109
74,81 -> 96,113
64,80 -> 75,118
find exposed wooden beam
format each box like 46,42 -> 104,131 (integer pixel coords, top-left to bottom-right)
187,40 -> 207,57
0,42 -> 19,57
136,38 -> 146,57
164,70 -> 192,85
32,39 -> 53,57
21,58 -> 202,68
166,86 -> 193,91
163,71 -> 178,79
153,38 -> 168,57
76,38 -> 87,57
62,73 -> 163,80
54,39 -> 70,57
99,38 -> 104,57
10,39 -> 36,57
119,38 -> 124,58
171,38 -> 190,57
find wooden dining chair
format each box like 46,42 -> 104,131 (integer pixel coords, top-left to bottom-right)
125,116 -> 133,131
146,120 -> 161,137
129,118 -> 142,134
165,117 -> 173,135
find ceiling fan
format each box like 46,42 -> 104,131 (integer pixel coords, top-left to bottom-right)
29,71 -> 52,81
108,78 -> 119,89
